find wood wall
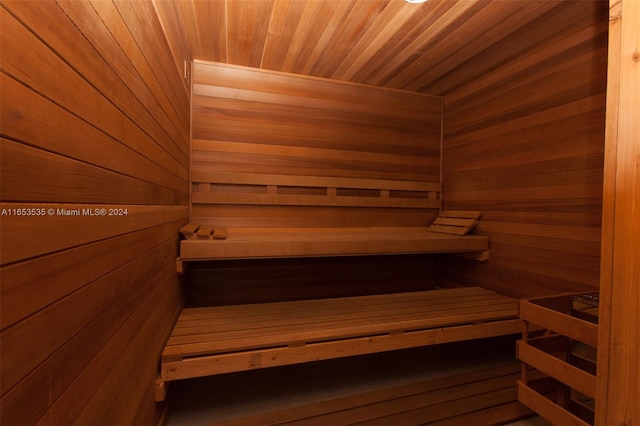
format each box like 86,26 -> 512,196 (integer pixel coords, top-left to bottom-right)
0,1 -> 189,424
189,61 -> 442,303
191,60 -> 442,229
597,0 -> 640,423
188,255 -> 440,306
440,1 -> 609,298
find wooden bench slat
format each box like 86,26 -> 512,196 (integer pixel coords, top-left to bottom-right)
169,289 -> 512,332
162,289 -> 518,359
170,297 -> 517,338
172,288 -> 508,324
165,302 -> 519,350
173,299 -> 515,335
163,306 -> 519,358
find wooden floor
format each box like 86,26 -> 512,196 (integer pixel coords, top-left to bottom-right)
166,340 -> 547,426
210,362 -> 529,425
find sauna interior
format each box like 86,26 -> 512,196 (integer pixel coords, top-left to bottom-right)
1,0 -> 638,425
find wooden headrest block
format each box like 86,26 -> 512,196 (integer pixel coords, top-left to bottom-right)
428,211 -> 482,235
179,223 -> 227,240
179,223 -> 200,239
196,226 -> 213,239
213,228 -> 227,239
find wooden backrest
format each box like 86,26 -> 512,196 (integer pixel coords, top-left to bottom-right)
192,171 -> 441,209
191,171 -> 441,228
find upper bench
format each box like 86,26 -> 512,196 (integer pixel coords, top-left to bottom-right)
178,172 -> 488,269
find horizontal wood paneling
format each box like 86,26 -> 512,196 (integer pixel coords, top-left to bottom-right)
192,61 -> 442,229
0,1 -> 188,424
0,138 -> 187,205
441,1 -> 609,298
188,255 -> 439,307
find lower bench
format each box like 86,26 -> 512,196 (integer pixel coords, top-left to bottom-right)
156,287 -> 521,402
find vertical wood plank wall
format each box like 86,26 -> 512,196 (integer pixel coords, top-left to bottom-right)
597,0 -> 640,423
0,1 -> 189,425
191,60 -> 442,228
440,2 -> 609,298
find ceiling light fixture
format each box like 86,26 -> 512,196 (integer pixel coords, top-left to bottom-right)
405,0 -> 428,3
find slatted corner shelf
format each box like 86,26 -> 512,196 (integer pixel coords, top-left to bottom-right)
156,287 -> 521,402
516,292 -> 599,426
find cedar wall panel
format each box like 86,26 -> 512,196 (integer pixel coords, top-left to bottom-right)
597,0 -> 640,423
441,2 -> 609,298
191,60 -> 442,228
188,255 -> 440,307
0,1 -> 189,425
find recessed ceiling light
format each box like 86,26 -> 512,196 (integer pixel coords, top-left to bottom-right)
406,0 -> 428,3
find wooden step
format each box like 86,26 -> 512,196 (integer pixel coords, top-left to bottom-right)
210,360 -> 533,426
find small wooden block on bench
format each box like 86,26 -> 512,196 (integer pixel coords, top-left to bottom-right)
180,223 -> 227,240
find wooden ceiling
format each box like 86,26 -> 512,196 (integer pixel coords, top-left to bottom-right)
153,0 -> 596,95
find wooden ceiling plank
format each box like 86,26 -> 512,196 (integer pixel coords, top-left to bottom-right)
364,1 -> 478,87
261,0 -> 307,71
312,0 -> 391,79
175,0 -> 202,60
299,0 -> 357,76
401,0 -> 547,92
280,1 -> 336,72
443,2 -> 608,103
424,1 -> 604,95
154,0 -> 606,96
191,0 -> 226,63
226,0 -> 274,67
382,1 -> 490,90
336,1 -> 419,82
